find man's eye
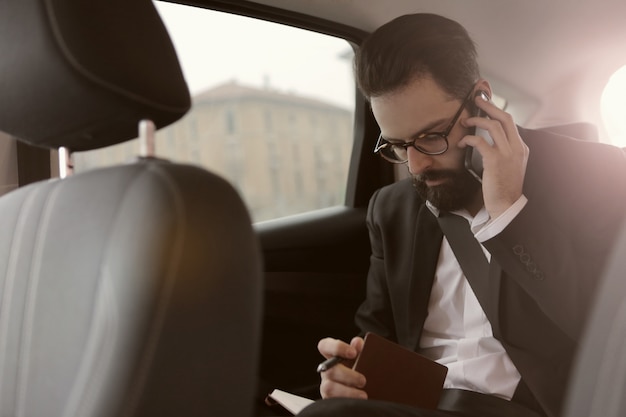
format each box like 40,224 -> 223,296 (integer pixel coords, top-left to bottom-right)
419,134 -> 443,143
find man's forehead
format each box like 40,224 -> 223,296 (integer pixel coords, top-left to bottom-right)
371,79 -> 460,139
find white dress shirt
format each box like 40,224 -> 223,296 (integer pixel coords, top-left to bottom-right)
419,197 -> 527,400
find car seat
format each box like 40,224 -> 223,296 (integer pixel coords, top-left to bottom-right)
0,1 -> 263,416
563,219 -> 626,417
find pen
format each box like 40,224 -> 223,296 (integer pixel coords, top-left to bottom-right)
316,356 -> 344,373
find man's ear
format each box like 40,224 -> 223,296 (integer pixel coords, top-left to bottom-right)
474,79 -> 492,100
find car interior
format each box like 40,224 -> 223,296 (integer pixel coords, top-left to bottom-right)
0,0 -> 625,416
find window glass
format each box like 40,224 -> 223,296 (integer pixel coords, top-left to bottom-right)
73,2 -> 355,223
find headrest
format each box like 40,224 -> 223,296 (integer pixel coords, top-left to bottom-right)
0,0 -> 191,151
539,122 -> 599,142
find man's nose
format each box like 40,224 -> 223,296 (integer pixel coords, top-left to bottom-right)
406,146 -> 433,175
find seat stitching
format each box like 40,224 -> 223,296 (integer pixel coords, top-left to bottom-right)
15,182 -> 63,417
61,169 -> 143,417
0,187 -> 44,415
119,163 -> 185,417
61,268 -> 118,417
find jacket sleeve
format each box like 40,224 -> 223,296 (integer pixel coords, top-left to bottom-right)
483,133 -> 626,341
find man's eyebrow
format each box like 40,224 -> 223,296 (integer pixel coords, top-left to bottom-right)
382,117 -> 450,142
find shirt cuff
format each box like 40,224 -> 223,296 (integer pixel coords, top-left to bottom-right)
474,195 -> 528,242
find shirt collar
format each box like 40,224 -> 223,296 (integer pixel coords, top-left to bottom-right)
426,200 -> 491,231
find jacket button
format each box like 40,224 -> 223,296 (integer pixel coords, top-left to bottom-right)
513,245 -> 544,280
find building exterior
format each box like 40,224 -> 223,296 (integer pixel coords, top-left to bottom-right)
74,81 -> 354,222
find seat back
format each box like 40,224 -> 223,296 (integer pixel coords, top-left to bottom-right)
0,1 -> 263,416
539,122 -> 599,142
563,220 -> 626,417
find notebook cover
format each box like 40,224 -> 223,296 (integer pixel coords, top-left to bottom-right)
352,332 -> 448,409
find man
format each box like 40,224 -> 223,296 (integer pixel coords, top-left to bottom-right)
300,13 -> 626,417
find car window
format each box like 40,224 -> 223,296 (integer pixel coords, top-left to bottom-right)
72,2 -> 356,223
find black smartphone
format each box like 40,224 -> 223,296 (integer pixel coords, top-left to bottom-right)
464,90 -> 494,182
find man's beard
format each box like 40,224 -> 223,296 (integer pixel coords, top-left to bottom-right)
412,168 -> 481,212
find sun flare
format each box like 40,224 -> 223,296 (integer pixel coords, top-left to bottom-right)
601,65 -> 626,147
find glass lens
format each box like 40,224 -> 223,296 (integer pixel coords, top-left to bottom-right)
374,133 -> 448,163
414,134 -> 447,154
379,143 -> 408,163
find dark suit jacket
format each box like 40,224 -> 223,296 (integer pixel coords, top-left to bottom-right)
355,127 -> 626,417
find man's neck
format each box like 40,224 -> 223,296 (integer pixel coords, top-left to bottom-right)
464,190 -> 484,217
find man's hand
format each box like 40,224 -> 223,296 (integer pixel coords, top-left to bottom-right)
317,337 -> 367,399
460,95 -> 529,219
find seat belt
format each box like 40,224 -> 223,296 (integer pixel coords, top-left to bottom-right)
436,211 -> 492,315
437,211 -> 547,416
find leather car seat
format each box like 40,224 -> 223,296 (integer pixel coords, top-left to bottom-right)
563,219 -> 626,417
0,1 -> 263,416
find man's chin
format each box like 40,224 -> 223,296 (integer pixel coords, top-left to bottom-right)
413,170 -> 480,212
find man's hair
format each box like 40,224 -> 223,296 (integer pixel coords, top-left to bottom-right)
354,13 -> 480,101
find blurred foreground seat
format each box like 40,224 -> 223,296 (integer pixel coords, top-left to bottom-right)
563,219 -> 626,417
0,1 -> 262,416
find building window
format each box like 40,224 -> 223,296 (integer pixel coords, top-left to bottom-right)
225,110 -> 236,134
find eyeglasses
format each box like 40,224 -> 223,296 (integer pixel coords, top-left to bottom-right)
373,88 -> 474,164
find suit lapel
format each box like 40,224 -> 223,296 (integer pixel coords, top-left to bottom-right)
406,205 -> 443,351
403,204 -> 506,348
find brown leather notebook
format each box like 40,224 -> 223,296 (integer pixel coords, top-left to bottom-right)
352,332 -> 448,409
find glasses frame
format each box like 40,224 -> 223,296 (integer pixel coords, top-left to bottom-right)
374,87 -> 475,164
